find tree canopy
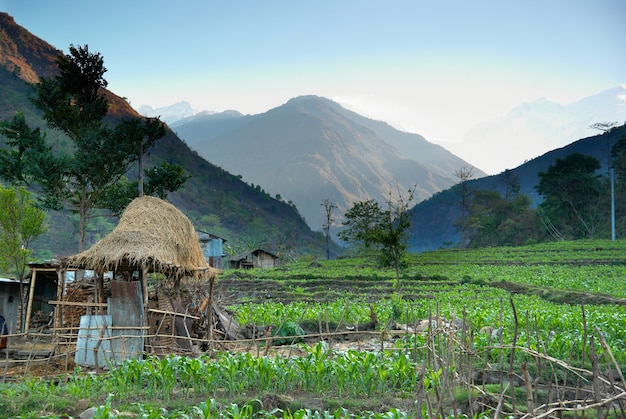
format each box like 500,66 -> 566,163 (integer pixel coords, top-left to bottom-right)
0,44 -> 187,252
536,153 -> 607,239
338,199 -> 384,250
0,185 -> 47,331
339,188 -> 414,287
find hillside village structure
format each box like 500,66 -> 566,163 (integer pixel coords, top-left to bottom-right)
229,249 -> 279,269
48,196 -> 221,366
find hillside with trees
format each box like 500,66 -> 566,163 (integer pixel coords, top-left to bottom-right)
0,12 -> 326,260
406,124 -> 626,251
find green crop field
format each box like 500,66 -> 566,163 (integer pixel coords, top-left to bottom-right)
2,239 -> 625,418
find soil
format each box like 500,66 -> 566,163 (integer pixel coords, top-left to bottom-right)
492,280 -> 626,306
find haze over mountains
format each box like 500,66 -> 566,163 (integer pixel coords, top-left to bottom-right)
151,86 -> 626,176
153,85 -> 625,233
2,10 -> 625,256
169,96 -> 483,231
453,86 -> 626,174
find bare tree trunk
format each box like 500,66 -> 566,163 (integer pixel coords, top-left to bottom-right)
138,143 -> 144,198
79,189 -> 88,253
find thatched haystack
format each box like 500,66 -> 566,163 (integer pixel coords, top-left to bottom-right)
62,196 -> 219,281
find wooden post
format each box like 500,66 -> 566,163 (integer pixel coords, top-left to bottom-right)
142,267 -> 149,351
54,269 -> 66,331
24,268 -> 38,334
96,273 -> 105,315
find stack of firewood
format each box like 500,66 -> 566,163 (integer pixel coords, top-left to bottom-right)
62,278 -> 111,329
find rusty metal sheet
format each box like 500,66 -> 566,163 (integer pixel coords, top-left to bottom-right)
109,280 -> 144,362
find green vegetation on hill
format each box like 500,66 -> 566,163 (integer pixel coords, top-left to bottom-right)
408,124 -> 626,251
0,15 -> 326,259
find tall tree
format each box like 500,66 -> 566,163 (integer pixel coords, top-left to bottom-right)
338,199 -> 384,251
0,44 -> 181,252
0,185 -> 47,331
610,123 -> 626,236
536,153 -> 608,239
452,166 -> 475,247
376,188 -> 414,289
339,188 -> 414,290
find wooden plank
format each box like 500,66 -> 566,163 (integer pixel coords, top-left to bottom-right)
48,300 -> 107,307
148,308 -> 200,320
213,304 -> 242,340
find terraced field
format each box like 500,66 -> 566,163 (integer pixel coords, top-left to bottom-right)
2,239 -> 625,418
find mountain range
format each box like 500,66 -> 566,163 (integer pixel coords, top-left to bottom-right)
171,96 -> 484,231
453,86 -> 626,174
1,11 -> 623,257
138,101 -> 203,125
138,87 -> 626,178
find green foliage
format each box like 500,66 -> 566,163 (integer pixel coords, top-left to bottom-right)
97,162 -> 190,215
467,190 -> 544,247
338,199 -> 383,249
3,240 -> 626,417
339,189 -> 414,284
536,152 -> 608,239
144,162 -> 190,199
273,321 -> 306,344
0,185 -> 47,279
610,123 -> 626,237
0,44 -> 186,252
0,112 -> 53,186
376,189 -> 414,284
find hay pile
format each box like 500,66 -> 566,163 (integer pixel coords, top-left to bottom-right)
63,196 -> 219,281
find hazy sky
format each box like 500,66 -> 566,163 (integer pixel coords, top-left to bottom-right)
2,1 -> 625,173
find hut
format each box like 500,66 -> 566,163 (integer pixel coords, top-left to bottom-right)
23,262 -> 72,333
59,196 -> 221,366
197,231 -> 227,270
229,249 -> 279,269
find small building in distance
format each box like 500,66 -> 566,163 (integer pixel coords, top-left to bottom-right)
229,249 -> 279,269
197,231 -> 227,270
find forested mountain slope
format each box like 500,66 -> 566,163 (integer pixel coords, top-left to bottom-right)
0,12 -> 325,258
407,126 -> 625,252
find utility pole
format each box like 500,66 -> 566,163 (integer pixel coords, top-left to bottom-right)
611,168 -> 616,241
590,122 -> 618,241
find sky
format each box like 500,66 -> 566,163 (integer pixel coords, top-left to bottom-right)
2,1 -> 625,174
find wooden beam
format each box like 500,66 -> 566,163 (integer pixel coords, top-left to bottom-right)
148,308 -> 200,320
48,300 -> 107,307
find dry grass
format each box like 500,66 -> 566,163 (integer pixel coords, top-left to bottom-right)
62,196 -> 219,281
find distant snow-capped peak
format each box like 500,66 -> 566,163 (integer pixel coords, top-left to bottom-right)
136,101 -> 204,125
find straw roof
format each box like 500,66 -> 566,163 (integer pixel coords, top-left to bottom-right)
62,196 -> 219,281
